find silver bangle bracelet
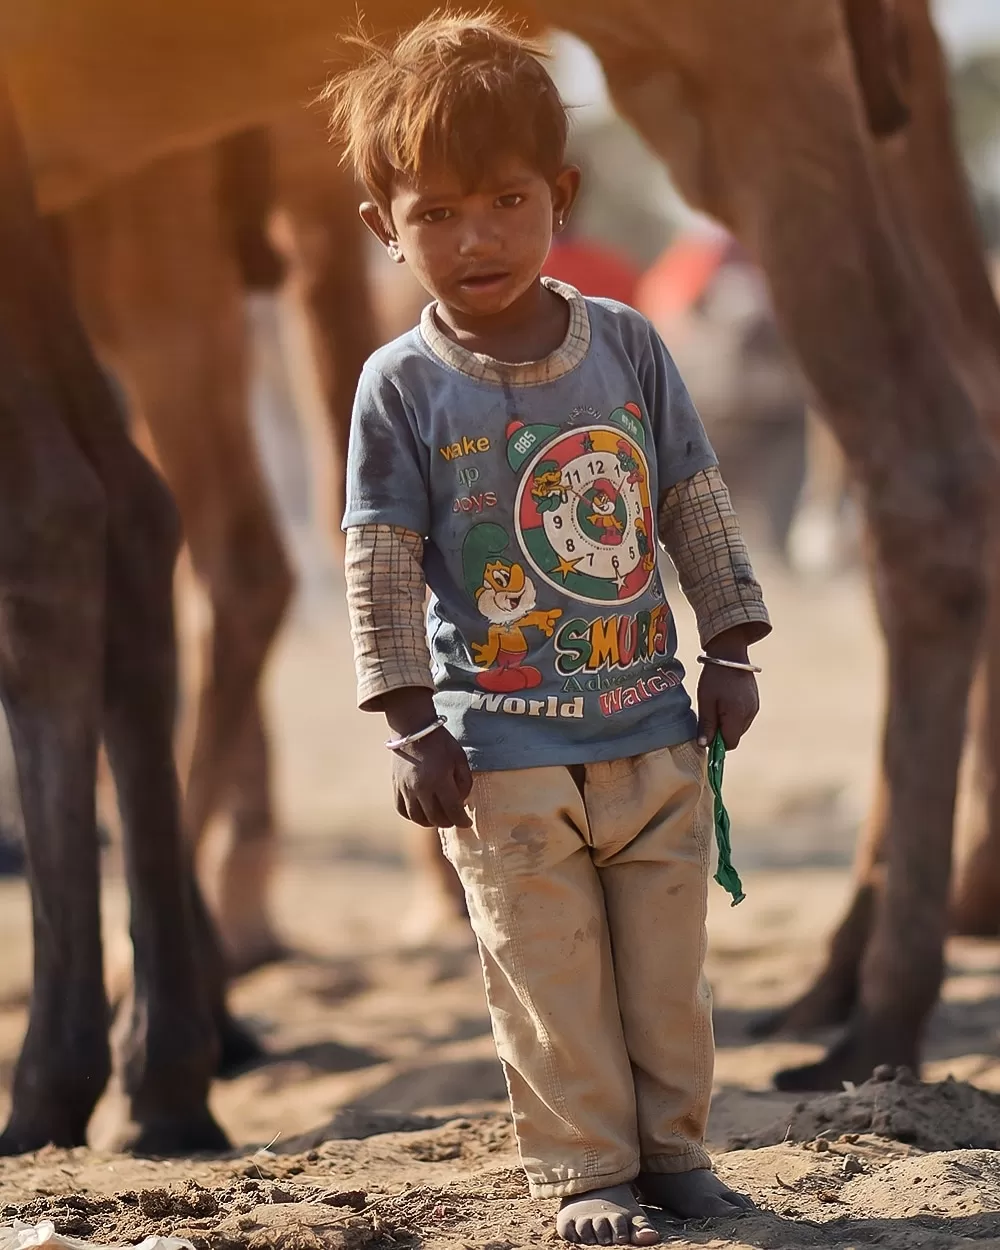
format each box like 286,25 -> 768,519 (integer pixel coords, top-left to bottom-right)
384,715 -> 447,751
697,654 -> 762,675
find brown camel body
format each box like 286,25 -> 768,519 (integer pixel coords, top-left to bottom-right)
0,74 -> 227,1155
1,0 -> 998,1158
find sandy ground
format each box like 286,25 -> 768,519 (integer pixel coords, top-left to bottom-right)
2,406 -> 1000,1245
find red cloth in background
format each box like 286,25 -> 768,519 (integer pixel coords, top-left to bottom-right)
634,234 -> 731,323
543,239 -> 641,306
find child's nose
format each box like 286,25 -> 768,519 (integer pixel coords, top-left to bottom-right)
457,217 -> 501,257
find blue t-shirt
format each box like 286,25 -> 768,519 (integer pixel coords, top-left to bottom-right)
343,280 -> 717,771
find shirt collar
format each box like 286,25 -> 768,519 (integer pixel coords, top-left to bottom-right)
419,277 -> 591,386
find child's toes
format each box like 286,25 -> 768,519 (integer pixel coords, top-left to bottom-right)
630,1216 -> 660,1246
557,1186 -> 660,1246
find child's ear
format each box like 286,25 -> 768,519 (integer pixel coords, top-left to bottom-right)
360,202 -> 404,263
551,166 -> 582,234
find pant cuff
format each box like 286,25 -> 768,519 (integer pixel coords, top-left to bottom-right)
528,1161 -> 640,1199
640,1145 -> 712,1174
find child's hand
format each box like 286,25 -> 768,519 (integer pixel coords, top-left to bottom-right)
696,626 -> 761,750
392,728 -> 474,829
379,687 -> 474,829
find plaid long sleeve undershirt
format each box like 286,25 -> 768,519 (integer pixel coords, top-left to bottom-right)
346,465 -> 770,710
657,466 -> 771,647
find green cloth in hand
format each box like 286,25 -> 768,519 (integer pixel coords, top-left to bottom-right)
707,730 -> 745,906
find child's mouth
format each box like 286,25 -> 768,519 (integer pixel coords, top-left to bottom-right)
459,271 -> 510,291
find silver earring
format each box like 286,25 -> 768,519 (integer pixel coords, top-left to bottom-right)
388,241 -> 402,261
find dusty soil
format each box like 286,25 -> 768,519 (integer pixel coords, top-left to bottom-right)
2,536 -> 1000,1248
734,1068 -> 1000,1153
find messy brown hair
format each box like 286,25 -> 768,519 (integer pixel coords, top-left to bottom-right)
322,9 -> 568,215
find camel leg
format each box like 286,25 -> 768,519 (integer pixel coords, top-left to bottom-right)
100,437 -> 230,1152
774,463 -> 987,1088
0,349 -> 110,1154
874,0 -> 1000,936
63,149 -> 294,973
215,702 -> 285,975
0,82 -> 109,1155
563,0 -> 992,1084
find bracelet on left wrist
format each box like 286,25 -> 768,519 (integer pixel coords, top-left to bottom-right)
697,654 -> 761,674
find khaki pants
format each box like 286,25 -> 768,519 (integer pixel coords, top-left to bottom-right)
441,740 -> 714,1199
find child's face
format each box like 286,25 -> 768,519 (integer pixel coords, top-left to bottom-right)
362,154 -> 579,319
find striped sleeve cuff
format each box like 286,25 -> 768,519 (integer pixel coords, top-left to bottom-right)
657,466 -> 771,647
345,524 -> 434,710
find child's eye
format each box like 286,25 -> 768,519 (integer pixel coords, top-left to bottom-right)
420,207 -> 453,223
496,193 -> 525,208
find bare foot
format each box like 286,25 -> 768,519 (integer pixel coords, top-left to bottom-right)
638,1169 -> 754,1219
557,1184 -> 660,1245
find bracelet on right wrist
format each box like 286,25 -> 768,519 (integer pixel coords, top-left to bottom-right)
384,715 -> 447,751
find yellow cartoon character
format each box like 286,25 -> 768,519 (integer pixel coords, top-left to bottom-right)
530,459 -> 567,513
463,523 -> 561,692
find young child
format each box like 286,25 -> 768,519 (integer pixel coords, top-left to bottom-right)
329,13 -> 770,1245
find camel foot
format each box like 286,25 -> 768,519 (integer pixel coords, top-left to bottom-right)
120,1107 -> 230,1157
773,1022 -> 918,1092
217,1011 -> 267,1077
0,1036 -> 111,1155
0,1115 -> 89,1156
749,972 -> 857,1039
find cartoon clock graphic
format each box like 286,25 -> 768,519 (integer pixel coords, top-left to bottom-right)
510,408 -> 658,604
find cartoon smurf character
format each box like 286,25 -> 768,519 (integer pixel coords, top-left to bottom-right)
462,523 -> 562,692
586,478 -> 624,542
